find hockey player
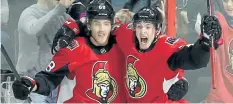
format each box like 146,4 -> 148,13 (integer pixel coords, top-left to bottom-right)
12,0 -> 194,103
54,0 -> 196,103
205,0 -> 233,103
113,6 -> 222,103
51,2 -> 192,103
12,0 -> 126,103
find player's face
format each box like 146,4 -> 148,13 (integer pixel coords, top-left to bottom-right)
98,82 -> 110,98
223,0 -> 233,16
135,22 -> 156,50
90,19 -> 112,46
129,77 -> 137,91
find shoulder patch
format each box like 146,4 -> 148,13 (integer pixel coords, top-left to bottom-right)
165,37 -> 180,45
67,40 -> 79,51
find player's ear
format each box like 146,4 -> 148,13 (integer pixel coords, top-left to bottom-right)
87,24 -> 91,31
87,18 -> 91,31
156,28 -> 161,35
155,24 -> 162,35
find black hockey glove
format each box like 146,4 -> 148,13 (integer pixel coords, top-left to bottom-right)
167,78 -> 189,101
200,15 -> 222,50
51,19 -> 83,54
12,76 -> 36,100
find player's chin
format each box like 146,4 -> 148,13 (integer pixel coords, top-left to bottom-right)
97,39 -> 108,44
226,9 -> 233,16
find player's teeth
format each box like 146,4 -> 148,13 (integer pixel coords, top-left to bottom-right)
141,38 -> 147,44
98,34 -> 104,36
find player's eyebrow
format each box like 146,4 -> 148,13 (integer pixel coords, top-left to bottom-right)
145,23 -> 152,26
104,21 -> 111,24
92,19 -> 100,23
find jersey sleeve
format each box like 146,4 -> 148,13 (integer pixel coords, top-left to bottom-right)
34,48 -> 71,96
114,24 -> 134,53
167,38 -> 210,70
34,39 -> 98,96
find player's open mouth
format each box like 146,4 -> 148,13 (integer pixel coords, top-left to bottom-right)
141,37 -> 148,44
98,33 -> 105,37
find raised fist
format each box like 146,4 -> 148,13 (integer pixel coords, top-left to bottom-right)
200,15 -> 222,49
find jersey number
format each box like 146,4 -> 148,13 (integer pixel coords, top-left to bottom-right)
46,61 -> 56,72
99,5 -> 106,9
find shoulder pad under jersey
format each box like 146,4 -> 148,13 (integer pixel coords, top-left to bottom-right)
158,34 -> 166,38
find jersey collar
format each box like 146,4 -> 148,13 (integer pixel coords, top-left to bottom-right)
85,35 -> 116,54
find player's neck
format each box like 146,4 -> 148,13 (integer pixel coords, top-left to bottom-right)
37,0 -> 57,9
90,37 -> 108,46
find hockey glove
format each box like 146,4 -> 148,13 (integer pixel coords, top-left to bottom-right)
12,76 -> 36,100
167,78 -> 189,101
51,19 -> 81,54
200,15 -> 222,50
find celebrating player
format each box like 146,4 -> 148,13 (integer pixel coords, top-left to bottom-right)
12,0 -> 126,103
113,6 -> 222,102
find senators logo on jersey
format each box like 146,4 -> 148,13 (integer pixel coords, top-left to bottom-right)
226,39 -> 233,75
126,55 -> 147,98
86,61 -> 117,103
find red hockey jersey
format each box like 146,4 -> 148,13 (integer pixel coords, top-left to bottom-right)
43,37 -> 126,103
114,24 -> 187,103
206,12 -> 233,103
